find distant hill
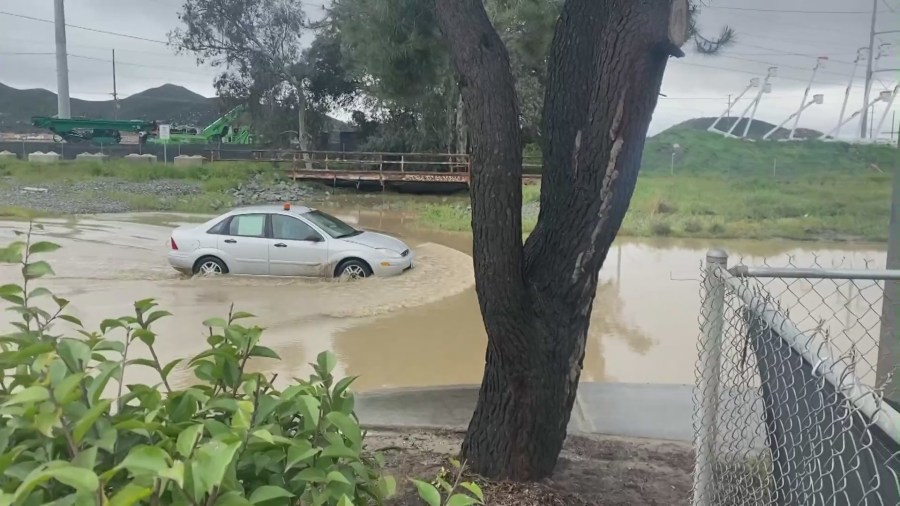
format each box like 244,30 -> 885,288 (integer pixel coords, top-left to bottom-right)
0,83 -> 220,132
666,116 -> 823,140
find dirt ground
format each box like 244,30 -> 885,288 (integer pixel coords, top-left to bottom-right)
367,428 -> 694,506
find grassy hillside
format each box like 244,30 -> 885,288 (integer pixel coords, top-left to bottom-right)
643,129 -> 897,175
0,83 -> 220,133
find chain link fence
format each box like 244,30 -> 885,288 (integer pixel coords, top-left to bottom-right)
692,250 -> 900,505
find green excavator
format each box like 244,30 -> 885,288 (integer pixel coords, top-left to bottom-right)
31,105 -> 253,145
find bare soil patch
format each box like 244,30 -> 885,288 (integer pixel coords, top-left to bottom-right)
368,428 -> 693,505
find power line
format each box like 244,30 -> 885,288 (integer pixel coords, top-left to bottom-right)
705,6 -> 872,14
0,11 -> 169,45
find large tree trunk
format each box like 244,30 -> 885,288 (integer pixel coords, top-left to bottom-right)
434,0 -> 683,480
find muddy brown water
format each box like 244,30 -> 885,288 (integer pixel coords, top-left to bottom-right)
0,209 -> 885,392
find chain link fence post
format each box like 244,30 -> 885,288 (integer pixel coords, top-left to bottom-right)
692,248 -> 728,506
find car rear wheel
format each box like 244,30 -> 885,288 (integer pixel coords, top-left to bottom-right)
337,259 -> 371,281
194,257 -> 227,277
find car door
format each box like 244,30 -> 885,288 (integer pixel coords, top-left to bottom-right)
268,214 -> 329,277
217,213 -> 270,275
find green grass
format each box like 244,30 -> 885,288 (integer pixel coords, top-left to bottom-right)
418,174 -> 894,242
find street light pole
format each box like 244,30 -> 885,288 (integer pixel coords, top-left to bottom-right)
53,0 -> 71,119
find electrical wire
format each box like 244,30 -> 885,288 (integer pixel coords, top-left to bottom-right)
0,11 -> 169,45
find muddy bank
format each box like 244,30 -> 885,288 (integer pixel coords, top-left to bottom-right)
372,428 -> 693,506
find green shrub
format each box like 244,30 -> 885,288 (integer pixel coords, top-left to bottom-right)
683,220 -> 702,234
0,223 -> 394,505
649,220 -> 672,236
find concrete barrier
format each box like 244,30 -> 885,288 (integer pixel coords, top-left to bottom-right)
174,155 -> 204,167
0,150 -> 18,160
27,151 -> 61,163
75,152 -> 109,162
124,153 -> 157,163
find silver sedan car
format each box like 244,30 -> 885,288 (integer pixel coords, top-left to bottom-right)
167,204 -> 414,279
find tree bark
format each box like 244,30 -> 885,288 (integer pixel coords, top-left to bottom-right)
435,0 -> 680,480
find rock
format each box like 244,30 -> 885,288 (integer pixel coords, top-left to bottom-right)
0,151 -> 18,160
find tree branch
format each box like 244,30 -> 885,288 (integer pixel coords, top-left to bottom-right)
434,0 -> 526,311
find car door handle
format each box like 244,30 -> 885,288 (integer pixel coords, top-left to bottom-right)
274,243 -> 287,248
224,239 -> 237,244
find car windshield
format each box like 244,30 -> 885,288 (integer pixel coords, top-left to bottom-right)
302,210 -> 361,239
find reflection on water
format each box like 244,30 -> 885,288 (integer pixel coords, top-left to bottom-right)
0,210 -> 887,392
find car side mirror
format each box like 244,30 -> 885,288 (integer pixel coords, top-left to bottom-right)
304,235 -> 323,242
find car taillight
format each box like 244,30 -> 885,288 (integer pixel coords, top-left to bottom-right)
170,238 -> 178,250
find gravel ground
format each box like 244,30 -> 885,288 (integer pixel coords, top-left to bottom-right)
0,177 -> 202,214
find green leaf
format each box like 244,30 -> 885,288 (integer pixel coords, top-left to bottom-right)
249,485 -> 293,504
320,442 -> 357,459
133,328 -> 155,347
108,483 -> 152,506
161,358 -> 182,380
230,311 -> 255,320
336,496 -> 354,506
23,260 -> 54,279
379,475 -> 397,498
0,284 -> 22,296
72,447 -> 97,470
286,442 -> 319,469
54,466 -> 99,493
0,242 -> 24,263
294,467 -> 326,483
412,479 -> 442,506
176,424 -> 204,458
0,293 -> 23,305
118,445 -> 170,475
58,338 -> 91,372
159,460 -> 185,488
326,412 -> 362,450
193,440 -> 241,494
52,295 -> 69,309
460,482 -> 484,502
316,350 -> 337,375
28,241 -> 60,255
58,314 -> 83,327
3,386 -> 49,406
72,399 -> 110,443
248,345 -> 280,359
326,471 -> 351,486
214,491 -> 253,506
143,310 -> 172,326
99,319 -> 125,334
333,376 -> 357,398
133,298 -> 157,313
251,429 -> 274,445
297,395 -> 321,430
27,287 -> 52,299
447,494 -> 479,506
202,317 -> 228,328
34,409 -> 60,437
87,362 -> 121,403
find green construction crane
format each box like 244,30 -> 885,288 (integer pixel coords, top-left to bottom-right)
31,116 -> 156,144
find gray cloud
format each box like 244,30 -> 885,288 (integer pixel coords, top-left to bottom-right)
0,0 -> 896,138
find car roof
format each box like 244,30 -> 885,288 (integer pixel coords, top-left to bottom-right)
229,204 -> 313,216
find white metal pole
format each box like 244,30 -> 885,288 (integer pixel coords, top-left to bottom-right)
835,48 -> 867,139
692,249 -> 728,506
709,80 -> 757,133
874,85 -> 900,141
860,0 -> 878,139
789,57 -> 826,140
741,68 -> 777,139
725,98 -> 758,137
822,94 -> 887,139
764,101 -> 814,140
53,0 -> 71,119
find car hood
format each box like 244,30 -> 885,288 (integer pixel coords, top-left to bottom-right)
343,231 -> 408,253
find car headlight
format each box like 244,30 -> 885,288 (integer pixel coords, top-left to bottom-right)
376,248 -> 403,259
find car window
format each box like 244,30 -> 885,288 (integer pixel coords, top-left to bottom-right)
272,214 -> 322,241
302,210 -> 361,239
227,214 -> 266,237
207,218 -> 229,235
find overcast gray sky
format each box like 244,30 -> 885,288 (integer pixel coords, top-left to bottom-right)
0,0 -> 897,138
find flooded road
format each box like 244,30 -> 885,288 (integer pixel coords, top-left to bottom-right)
0,210 -> 885,391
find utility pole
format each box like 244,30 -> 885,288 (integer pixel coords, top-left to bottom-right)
878,126 -> 900,403
860,0 -> 878,138
112,49 -> 119,119
789,57 -> 827,140
835,48 -> 867,139
53,0 -> 71,119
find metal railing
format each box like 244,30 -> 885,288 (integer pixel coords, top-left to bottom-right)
692,249 -> 900,505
